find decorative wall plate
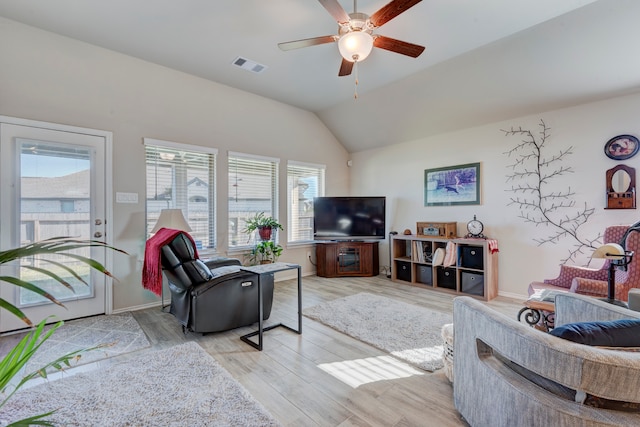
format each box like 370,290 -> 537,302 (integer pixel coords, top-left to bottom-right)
604,134 -> 639,160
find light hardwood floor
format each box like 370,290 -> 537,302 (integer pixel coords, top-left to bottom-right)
131,274 -> 524,427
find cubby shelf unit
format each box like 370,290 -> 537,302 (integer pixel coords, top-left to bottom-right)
391,234 -> 498,301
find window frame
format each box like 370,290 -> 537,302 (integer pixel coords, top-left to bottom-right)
227,151 -> 280,251
287,160 -> 325,245
143,138 -> 217,250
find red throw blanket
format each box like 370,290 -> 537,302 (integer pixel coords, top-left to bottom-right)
142,228 -> 199,296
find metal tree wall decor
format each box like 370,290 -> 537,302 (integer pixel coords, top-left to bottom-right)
502,119 -> 600,264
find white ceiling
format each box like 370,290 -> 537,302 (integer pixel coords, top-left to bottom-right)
1,0 -> 638,152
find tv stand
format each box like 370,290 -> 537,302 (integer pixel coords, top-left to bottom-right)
316,241 -> 379,278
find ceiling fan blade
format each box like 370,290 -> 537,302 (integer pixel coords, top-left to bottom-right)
278,35 -> 337,51
373,35 -> 425,58
338,59 -> 354,77
318,0 -> 351,24
369,0 -> 422,27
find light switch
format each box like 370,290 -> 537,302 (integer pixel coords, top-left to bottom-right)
116,192 -> 138,203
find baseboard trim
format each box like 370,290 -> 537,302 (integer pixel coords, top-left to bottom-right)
112,301 -> 161,314
498,290 -> 528,301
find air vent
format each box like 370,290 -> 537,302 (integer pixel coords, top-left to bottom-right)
232,56 -> 267,74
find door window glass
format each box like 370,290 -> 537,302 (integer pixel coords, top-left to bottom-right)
18,139 -> 93,305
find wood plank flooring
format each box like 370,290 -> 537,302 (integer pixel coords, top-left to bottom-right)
129,274 -> 524,427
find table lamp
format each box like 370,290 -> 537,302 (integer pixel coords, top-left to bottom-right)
148,208 -> 191,311
151,208 -> 192,233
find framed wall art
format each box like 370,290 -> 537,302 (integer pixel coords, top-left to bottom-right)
604,134 -> 639,160
424,162 -> 480,206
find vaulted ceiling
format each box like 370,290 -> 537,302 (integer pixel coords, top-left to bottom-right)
1,0 -> 638,152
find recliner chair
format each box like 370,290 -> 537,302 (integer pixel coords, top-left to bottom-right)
160,232 -> 274,334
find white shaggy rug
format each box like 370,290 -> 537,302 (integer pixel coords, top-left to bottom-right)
0,342 -> 281,427
0,312 -> 151,374
303,292 -> 453,371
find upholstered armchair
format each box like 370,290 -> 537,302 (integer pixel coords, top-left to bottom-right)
159,232 -> 274,334
530,225 -> 640,302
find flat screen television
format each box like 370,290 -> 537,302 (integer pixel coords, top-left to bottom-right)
313,196 -> 386,241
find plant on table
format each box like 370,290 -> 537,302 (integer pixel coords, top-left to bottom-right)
0,237 -> 125,426
243,212 -> 283,242
246,240 -> 283,265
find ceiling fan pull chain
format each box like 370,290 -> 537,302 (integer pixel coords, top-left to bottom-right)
354,60 -> 359,99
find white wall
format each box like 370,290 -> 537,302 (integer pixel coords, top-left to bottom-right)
351,93 -> 640,298
0,17 -> 350,311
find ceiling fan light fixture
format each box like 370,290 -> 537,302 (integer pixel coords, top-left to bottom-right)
338,31 -> 373,62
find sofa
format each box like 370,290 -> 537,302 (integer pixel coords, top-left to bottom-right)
453,293 -> 640,426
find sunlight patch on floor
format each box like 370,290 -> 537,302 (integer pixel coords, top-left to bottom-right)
318,355 -> 424,388
391,344 -> 444,367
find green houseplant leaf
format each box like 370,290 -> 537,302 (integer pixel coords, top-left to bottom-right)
0,237 -> 125,425
246,240 -> 284,265
243,212 -> 283,235
0,237 -> 126,326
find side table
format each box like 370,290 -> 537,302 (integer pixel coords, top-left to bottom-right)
239,262 -> 302,351
517,289 -> 563,331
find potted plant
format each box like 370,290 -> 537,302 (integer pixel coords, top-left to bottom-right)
243,212 -> 283,241
246,240 -> 283,265
0,237 -> 125,425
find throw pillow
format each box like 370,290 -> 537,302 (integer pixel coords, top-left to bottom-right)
550,318 -> 640,347
183,259 -> 214,284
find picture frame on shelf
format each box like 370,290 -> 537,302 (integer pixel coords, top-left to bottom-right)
424,162 -> 480,206
604,135 -> 639,160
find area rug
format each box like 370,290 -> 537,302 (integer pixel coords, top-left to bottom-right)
303,292 -> 452,371
0,342 -> 281,427
0,312 -> 151,374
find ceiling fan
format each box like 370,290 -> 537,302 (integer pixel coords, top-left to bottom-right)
278,0 -> 426,77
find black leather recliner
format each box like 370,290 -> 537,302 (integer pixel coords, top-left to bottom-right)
160,232 -> 274,334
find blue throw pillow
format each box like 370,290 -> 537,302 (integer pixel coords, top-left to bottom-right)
550,318 -> 640,347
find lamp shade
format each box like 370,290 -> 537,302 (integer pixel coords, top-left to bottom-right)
338,31 -> 374,62
592,243 -> 626,259
151,209 -> 192,233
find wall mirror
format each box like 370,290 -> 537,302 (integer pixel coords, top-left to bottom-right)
606,164 -> 636,209
612,169 -> 631,193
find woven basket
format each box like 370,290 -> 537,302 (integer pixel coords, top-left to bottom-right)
441,323 -> 454,383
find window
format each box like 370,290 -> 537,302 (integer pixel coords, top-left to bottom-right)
60,200 -> 75,213
228,152 -> 279,249
287,161 -> 325,244
144,138 -> 216,249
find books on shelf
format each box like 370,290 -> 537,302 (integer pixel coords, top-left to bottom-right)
412,241 -> 432,263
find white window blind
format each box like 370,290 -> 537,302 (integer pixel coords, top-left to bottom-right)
228,152 -> 279,248
287,161 -> 325,243
144,139 -> 216,249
